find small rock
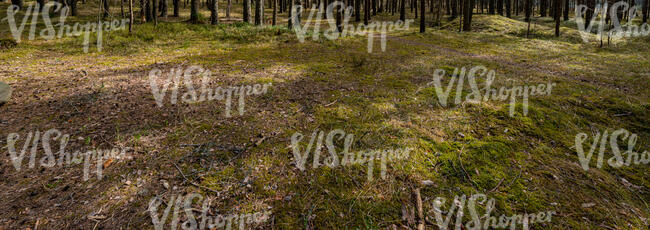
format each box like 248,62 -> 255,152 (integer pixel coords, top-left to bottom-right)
421,180 -> 435,186
0,82 -> 12,105
582,203 -> 596,208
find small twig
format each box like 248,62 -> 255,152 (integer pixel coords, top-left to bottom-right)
488,177 -> 505,193
173,162 -> 220,195
457,145 -> 479,190
613,112 -> 632,117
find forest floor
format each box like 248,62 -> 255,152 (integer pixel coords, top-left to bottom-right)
0,1 -> 649,229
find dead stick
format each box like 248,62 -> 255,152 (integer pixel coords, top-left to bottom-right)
414,188 -> 425,230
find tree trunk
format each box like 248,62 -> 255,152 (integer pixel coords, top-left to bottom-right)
173,0 -> 179,16
452,0 -> 458,18
497,0 -> 502,15
288,0 -> 294,28
153,0 -> 158,24
488,0 -> 494,14
564,0 -> 569,21
244,0 -> 251,22
255,0 -> 262,24
160,0 -> 167,18
463,0 -> 472,31
524,0 -> 530,22
129,0 -> 134,32
190,0 -> 199,23
400,0 -> 405,21
554,0 -> 560,36
420,0 -> 425,32
104,0 -> 111,17
643,0 -> 648,23
209,0 -> 219,24
10,0 -> 23,10
68,0 -> 79,15
227,0 -> 231,19
540,0 -> 546,17
146,0 -> 153,22
355,0 -> 361,21
272,0 -> 277,24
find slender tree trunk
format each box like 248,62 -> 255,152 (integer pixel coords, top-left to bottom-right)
190,0 -> 199,23
160,0 -> 167,17
10,0 -> 23,10
505,0 -> 510,17
554,0 -> 560,36
540,0 -> 546,16
244,0 -> 251,22
255,0 -> 262,24
420,0 -> 425,32
452,0 -> 458,18
273,0 -> 277,24
288,0 -> 294,28
524,0 -> 530,21
104,0 -> 111,17
497,0 -> 502,15
146,0 -> 153,21
400,0 -> 405,21
356,0 -> 361,21
463,0 -> 472,31
68,0 -> 79,15
643,0 -> 648,23
173,0 -> 179,16
129,0 -> 134,32
209,0 -> 219,24
365,0 -> 370,24
152,0 -> 158,24
227,0 -> 231,19
488,0 -> 494,14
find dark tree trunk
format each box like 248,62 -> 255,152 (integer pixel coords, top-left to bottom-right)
463,0 -> 472,31
189,0 -> 199,23
288,0 -> 293,28
104,0 -> 111,17
355,0 -> 361,21
272,0 -> 277,25
37,0 -> 45,10
68,0 -> 79,15
524,0 -> 530,21
160,0 -> 168,17
420,0 -> 425,32
585,0 -> 594,28
255,0 -> 263,24
365,0 -> 370,24
400,0 -> 406,21
643,0 -> 648,23
209,0 -> 219,24
554,0 -> 560,36
505,0 -> 511,17
173,0 -> 179,16
227,0 -> 231,19
11,0 -> 23,10
488,0 -> 494,14
564,0 -> 569,21
146,0 -> 153,22
152,0 -> 158,24
452,0 -> 458,18
497,0 -> 502,15
540,0 -> 546,16
243,0 -> 251,22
